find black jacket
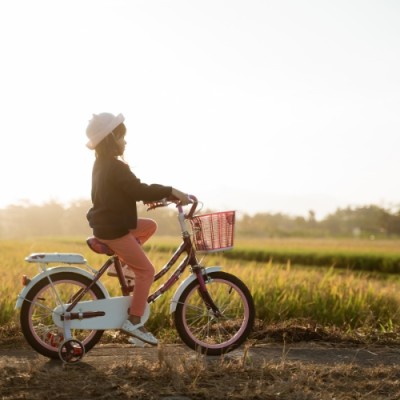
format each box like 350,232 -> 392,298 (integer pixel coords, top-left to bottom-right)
87,156 -> 172,239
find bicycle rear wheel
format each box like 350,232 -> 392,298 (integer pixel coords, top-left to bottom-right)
174,271 -> 255,355
20,272 -> 106,359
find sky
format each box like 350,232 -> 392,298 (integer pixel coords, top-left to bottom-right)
0,0 -> 399,219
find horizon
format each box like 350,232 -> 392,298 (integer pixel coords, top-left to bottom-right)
0,192 -> 397,221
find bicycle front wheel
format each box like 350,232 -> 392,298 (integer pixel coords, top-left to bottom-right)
20,272 -> 106,359
174,271 -> 255,355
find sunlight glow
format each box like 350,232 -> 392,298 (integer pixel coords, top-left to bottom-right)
1,0 -> 399,217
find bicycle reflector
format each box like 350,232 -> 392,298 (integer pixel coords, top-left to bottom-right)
22,275 -> 31,286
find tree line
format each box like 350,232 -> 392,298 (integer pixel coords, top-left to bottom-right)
239,205 -> 400,238
0,200 -> 399,239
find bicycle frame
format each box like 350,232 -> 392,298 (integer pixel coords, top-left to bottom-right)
54,197 -> 222,321
63,234 -> 201,314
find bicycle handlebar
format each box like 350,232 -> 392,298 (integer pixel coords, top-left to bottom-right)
144,194 -> 199,219
185,195 -> 198,219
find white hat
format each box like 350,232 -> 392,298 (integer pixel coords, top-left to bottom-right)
86,113 -> 125,149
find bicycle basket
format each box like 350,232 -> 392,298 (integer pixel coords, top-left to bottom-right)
189,211 -> 235,253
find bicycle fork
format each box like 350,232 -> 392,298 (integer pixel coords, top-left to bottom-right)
193,267 -> 222,318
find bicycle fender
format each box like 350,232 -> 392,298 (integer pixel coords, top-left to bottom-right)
15,266 -> 110,309
169,266 -> 222,313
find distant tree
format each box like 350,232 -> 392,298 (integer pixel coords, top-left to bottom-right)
321,205 -> 395,237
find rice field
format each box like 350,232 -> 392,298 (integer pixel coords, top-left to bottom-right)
1,236 -> 400,336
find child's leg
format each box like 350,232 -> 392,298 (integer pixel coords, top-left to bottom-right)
105,219 -> 157,282
99,232 -> 155,317
133,218 -> 157,245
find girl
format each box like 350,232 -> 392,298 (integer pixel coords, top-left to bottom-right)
85,112 -> 189,345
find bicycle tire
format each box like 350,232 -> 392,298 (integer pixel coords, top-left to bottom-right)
20,271 -> 106,359
174,271 -> 255,355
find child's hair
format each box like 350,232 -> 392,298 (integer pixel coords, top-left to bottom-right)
95,134 -> 121,158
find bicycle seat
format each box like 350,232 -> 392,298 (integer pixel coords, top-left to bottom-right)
86,237 -> 115,256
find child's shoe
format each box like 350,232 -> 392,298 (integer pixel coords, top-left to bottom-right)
120,320 -> 158,345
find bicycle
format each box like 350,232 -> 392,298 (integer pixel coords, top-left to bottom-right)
15,196 -> 255,363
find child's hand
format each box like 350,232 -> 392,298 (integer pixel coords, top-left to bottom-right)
171,188 -> 191,205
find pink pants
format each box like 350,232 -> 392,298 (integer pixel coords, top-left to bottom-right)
98,218 -> 157,317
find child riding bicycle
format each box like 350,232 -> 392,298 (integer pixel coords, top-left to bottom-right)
85,112 -> 190,345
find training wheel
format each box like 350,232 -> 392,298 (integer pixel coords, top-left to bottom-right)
58,339 -> 85,364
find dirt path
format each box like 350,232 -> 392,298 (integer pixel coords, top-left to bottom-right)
1,342 -> 400,367
1,343 -> 400,399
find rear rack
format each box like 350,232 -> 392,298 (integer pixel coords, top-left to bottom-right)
25,253 -> 87,264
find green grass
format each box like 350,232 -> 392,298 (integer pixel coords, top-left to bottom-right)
152,237 -> 400,273
246,261 -> 400,329
2,237 -> 400,336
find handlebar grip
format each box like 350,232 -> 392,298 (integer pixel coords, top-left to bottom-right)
144,199 -> 169,211
144,194 -> 199,216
